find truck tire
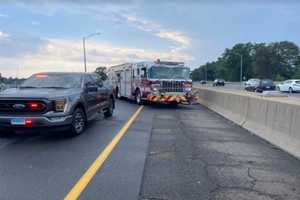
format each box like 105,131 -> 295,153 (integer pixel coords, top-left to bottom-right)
115,87 -> 121,99
104,98 -> 114,118
70,108 -> 86,136
135,90 -> 142,105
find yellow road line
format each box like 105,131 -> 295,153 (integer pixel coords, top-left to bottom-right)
64,106 -> 144,200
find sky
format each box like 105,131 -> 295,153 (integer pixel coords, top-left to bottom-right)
0,0 -> 300,78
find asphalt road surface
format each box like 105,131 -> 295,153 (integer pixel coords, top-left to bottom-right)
0,100 -> 300,200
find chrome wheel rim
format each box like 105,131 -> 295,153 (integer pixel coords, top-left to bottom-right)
74,112 -> 85,133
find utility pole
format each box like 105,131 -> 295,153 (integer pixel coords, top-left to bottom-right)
82,32 -> 101,73
83,38 -> 87,73
240,54 -> 243,84
232,53 -> 243,84
205,64 -> 207,81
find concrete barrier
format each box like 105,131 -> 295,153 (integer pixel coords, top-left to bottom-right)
194,87 -> 300,159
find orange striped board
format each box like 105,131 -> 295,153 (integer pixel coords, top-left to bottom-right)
147,94 -> 189,103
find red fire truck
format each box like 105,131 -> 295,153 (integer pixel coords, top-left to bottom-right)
107,60 -> 193,105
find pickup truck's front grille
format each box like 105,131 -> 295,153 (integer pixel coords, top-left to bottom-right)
0,99 -> 49,114
161,81 -> 184,92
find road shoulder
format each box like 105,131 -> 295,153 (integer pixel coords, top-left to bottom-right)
139,104 -> 300,200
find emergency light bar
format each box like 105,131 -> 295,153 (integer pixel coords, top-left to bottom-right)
154,60 -> 185,66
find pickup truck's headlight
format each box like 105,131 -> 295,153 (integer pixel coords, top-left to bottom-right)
54,99 -> 67,112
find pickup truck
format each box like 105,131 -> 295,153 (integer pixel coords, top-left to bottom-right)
0,72 -> 115,135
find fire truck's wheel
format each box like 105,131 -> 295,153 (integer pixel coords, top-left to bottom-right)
115,87 -> 120,99
135,90 -> 142,105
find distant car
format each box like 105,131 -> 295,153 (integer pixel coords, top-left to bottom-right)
277,79 -> 300,93
200,80 -> 207,84
213,79 -> 225,86
0,83 -> 5,91
0,72 -> 115,135
245,79 -> 260,87
244,79 -> 260,91
245,79 -> 275,92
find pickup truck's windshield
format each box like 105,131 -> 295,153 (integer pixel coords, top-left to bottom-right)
149,66 -> 190,80
21,73 -> 83,89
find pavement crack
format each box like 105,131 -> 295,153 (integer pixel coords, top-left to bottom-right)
209,186 -> 280,200
247,167 -> 257,190
140,196 -> 168,200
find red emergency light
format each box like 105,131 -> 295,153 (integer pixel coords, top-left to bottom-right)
25,119 -> 33,126
26,102 -> 45,110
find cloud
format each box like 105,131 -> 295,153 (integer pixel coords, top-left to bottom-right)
0,38 -> 193,77
0,31 -> 9,39
0,0 -> 135,6
123,14 -> 192,51
0,32 -> 46,57
0,14 -> 8,18
31,21 -> 40,26
1,0 -> 299,5
156,31 -> 190,47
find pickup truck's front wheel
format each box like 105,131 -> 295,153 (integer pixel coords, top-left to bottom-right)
104,98 -> 114,118
70,108 -> 86,136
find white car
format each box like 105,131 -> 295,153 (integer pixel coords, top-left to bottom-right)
245,79 -> 260,87
0,83 -> 5,91
277,80 -> 300,93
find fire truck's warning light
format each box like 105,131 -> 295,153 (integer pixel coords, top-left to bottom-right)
154,60 -> 185,66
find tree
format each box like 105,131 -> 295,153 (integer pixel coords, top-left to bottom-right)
252,44 -> 274,79
191,41 -> 300,82
269,41 -> 300,79
221,43 -> 254,81
94,66 -> 108,81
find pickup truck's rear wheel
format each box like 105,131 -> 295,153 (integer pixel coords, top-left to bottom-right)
70,108 -> 86,136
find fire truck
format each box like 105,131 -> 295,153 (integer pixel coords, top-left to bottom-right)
107,60 -> 193,105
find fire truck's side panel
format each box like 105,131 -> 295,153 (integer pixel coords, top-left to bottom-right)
124,68 -> 133,98
134,63 -> 148,98
112,64 -> 133,99
120,70 -> 126,97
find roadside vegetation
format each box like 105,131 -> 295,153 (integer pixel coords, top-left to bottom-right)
191,41 -> 300,81
0,74 -> 25,86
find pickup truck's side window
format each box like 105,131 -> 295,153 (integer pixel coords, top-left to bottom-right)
91,74 -> 103,88
84,75 -> 95,85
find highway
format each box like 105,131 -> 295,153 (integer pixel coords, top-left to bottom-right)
0,100 -> 300,200
194,82 -> 300,100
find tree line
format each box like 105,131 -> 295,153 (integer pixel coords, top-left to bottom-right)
191,41 -> 300,82
0,74 -> 25,85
